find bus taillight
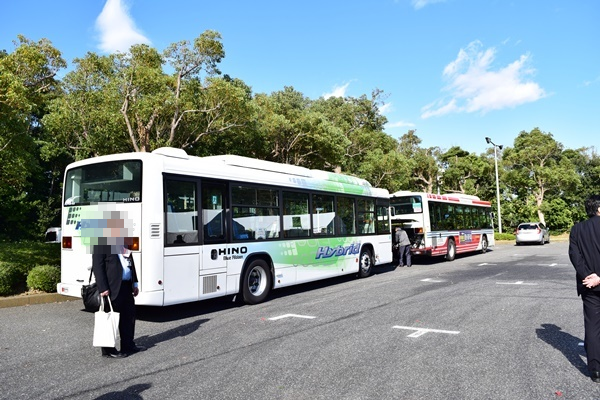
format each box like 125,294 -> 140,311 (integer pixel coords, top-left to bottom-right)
415,227 -> 424,234
126,237 -> 139,251
62,236 -> 72,249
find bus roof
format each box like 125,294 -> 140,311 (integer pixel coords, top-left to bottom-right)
66,148 -> 389,198
390,191 -> 491,206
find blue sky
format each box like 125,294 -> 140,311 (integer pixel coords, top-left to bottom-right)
2,0 -> 598,155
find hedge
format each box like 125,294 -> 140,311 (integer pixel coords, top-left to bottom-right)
26,265 -> 61,293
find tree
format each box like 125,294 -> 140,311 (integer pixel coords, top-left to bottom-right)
439,146 -> 488,195
45,31 -> 251,156
43,52 -> 128,159
0,36 -> 66,239
397,130 -> 440,193
311,89 -> 393,174
562,147 -> 600,224
254,87 -> 351,169
502,128 -> 579,225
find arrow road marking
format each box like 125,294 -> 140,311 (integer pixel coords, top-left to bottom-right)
268,314 -> 316,321
393,325 -> 460,338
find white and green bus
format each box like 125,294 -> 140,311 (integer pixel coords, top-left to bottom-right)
57,148 -> 392,306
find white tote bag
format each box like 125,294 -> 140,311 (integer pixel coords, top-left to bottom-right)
92,296 -> 120,348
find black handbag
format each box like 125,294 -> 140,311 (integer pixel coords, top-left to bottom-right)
81,269 -> 100,312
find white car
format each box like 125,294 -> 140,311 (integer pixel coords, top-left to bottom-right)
515,222 -> 550,245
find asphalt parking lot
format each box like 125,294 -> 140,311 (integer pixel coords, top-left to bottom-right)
2,239 -> 599,400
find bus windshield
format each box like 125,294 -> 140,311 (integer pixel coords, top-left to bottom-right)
64,160 -> 142,206
391,196 -> 423,215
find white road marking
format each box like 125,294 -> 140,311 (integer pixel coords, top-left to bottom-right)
478,263 -> 497,266
496,281 -> 538,285
393,325 -> 460,337
421,278 -> 444,283
268,314 -> 316,321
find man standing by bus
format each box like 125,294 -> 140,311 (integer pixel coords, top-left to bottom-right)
569,195 -> 600,382
395,226 -> 411,268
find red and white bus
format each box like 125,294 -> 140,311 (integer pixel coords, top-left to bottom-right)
390,191 -> 495,261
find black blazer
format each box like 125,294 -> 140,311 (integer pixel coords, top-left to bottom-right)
92,246 -> 138,301
569,215 -> 600,295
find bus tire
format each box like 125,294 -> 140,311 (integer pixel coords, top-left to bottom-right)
481,235 -> 488,254
445,239 -> 456,261
358,248 -> 373,278
241,259 -> 272,305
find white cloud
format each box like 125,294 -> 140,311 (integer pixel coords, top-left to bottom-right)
96,0 -> 151,53
386,120 -> 416,129
323,82 -> 351,99
412,0 -> 446,10
421,40 -> 546,119
379,102 -> 393,114
583,75 -> 600,87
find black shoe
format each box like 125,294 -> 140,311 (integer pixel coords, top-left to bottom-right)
103,351 -> 128,359
123,345 -> 147,355
591,371 -> 600,383
397,264 -> 404,268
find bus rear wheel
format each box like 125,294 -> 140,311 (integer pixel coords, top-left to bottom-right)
445,239 -> 456,261
358,248 -> 373,278
242,259 -> 272,305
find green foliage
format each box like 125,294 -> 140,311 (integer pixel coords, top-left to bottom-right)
495,232 -> 515,241
1,32 -> 599,265
0,242 -> 60,295
26,264 -> 60,292
0,241 -> 60,270
0,261 -> 24,295
541,198 -> 573,232
502,128 -> 579,225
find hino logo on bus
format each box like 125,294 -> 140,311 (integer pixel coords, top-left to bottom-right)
211,246 -> 248,261
218,247 -> 247,255
315,243 -> 361,259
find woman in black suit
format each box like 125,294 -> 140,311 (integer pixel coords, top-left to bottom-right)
92,243 -> 142,358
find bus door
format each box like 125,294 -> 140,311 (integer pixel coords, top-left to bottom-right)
164,177 -> 201,305
200,181 -> 230,297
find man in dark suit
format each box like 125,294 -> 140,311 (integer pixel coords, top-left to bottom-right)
92,222 -> 144,358
569,195 -> 600,382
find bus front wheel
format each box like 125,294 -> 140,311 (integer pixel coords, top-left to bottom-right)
445,239 -> 456,261
242,259 -> 272,305
481,235 -> 488,253
358,248 -> 373,278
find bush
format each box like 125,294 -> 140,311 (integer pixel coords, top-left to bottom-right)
495,232 -> 516,241
26,264 -> 61,293
0,261 -> 25,296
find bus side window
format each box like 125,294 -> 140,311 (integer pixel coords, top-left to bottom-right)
165,180 -> 198,245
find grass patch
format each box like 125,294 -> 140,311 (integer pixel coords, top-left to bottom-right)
0,241 -> 60,268
0,241 -> 60,296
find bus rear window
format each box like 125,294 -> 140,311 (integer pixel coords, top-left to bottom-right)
64,161 -> 142,205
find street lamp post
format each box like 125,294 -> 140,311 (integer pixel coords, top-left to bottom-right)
485,137 -> 503,234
